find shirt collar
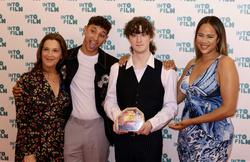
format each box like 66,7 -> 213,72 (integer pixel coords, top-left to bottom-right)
126,53 -> 155,70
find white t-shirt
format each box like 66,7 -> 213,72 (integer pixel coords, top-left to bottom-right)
70,49 -> 100,120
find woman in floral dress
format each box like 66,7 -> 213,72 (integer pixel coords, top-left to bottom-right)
15,33 -> 70,162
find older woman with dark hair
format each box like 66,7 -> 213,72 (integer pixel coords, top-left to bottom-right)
15,33 -> 70,162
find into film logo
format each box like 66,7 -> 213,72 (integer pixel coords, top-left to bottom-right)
8,26 -> 23,36
155,54 -> 171,62
0,129 -> 8,139
176,42 -> 194,53
220,17 -> 234,28
235,57 -> 250,68
42,2 -> 59,12
25,62 -> 35,71
0,107 -> 8,117
8,73 -> 21,82
227,43 -> 233,54
0,14 -> 6,24
0,84 -> 7,94
25,38 -> 39,48
9,96 -> 15,105
236,31 -> 250,41
234,134 -> 250,145
0,61 -> 7,71
195,3 -> 214,14
25,14 -> 41,24
237,4 -> 250,15
43,27 -> 59,35
162,128 -> 172,139
10,142 -> 16,150
117,3 -> 135,13
235,109 -> 250,119
0,38 -> 6,47
65,39 -> 77,49
61,15 -> 78,25
101,40 -> 115,51
239,83 -> 250,94
9,119 -> 17,128
177,16 -> 195,27
177,68 -> 185,77
162,153 -> 171,162
117,28 -> 125,38
157,3 -> 175,14
79,27 -> 85,36
79,2 -> 96,12
0,151 -> 9,161
7,2 -> 23,12
157,29 -> 174,39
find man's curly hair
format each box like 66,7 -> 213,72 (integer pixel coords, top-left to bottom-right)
124,17 -> 157,55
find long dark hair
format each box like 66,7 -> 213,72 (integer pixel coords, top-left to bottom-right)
194,16 -> 228,60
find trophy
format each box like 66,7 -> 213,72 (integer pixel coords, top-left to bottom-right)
116,107 -> 144,132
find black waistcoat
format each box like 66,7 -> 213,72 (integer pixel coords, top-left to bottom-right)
117,59 -> 164,121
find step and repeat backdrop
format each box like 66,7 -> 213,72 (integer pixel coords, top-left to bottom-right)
0,0 -> 250,161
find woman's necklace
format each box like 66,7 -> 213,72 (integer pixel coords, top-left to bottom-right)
43,72 -> 59,83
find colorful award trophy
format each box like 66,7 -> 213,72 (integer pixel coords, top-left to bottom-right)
116,107 -> 144,132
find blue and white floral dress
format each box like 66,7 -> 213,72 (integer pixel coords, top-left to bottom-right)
178,55 -> 234,162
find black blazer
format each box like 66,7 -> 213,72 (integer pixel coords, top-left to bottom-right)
62,45 -> 118,145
